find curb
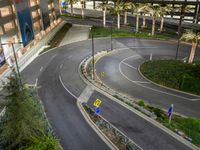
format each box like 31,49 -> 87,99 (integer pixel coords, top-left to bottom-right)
79,53 -> 200,150
77,101 -> 118,150
138,64 -> 200,98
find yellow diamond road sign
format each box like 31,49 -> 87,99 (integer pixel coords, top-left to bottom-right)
93,99 -> 102,107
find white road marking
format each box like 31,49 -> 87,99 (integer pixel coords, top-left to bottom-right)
122,62 -> 137,70
60,64 -> 63,69
0,107 -> 6,117
119,55 -> 196,101
115,46 -> 158,51
190,98 -> 200,101
59,75 -> 78,99
40,67 -> 43,72
35,78 -> 38,87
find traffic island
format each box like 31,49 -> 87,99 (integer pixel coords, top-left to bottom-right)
80,102 -> 142,150
79,50 -> 200,149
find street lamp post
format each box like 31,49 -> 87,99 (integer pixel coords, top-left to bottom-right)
110,20 -> 113,51
91,34 -> 95,80
1,42 -> 23,85
175,4 -> 186,60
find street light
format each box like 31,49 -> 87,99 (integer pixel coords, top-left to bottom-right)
175,4 -> 186,60
91,34 -> 95,80
110,20 -> 113,51
1,42 -> 23,85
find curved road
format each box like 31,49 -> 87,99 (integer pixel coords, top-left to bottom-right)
22,38 -> 197,150
95,38 -> 200,118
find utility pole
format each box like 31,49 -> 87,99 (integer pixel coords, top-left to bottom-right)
175,4 -> 186,60
1,42 -> 23,85
110,20 -> 113,51
91,34 -> 95,80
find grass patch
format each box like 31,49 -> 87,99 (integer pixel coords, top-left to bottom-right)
90,26 -> 178,40
140,60 -> 200,95
61,13 -> 85,19
40,23 -> 72,54
140,103 -> 200,146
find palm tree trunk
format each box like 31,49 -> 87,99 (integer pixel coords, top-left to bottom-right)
117,13 -> 120,29
152,17 -> 155,36
136,15 -> 139,33
160,16 -> 164,33
142,14 -> 146,27
81,4 -> 84,18
103,10 -> 106,27
124,11 -> 127,25
70,0 -> 73,16
93,0 -> 95,9
188,42 -> 198,64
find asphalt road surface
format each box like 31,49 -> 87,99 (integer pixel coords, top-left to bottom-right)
95,38 -> 200,118
22,38 -> 197,150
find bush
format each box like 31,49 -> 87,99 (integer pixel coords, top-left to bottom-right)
138,100 -> 145,107
0,71 -> 61,149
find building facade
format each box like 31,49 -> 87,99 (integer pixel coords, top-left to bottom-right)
0,0 -> 61,68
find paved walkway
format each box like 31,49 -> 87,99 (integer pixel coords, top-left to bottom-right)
59,24 -> 91,46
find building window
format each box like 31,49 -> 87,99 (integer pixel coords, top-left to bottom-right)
33,21 -> 41,30
31,10 -> 39,19
29,0 -> 38,7
0,6 -> 12,17
0,26 -> 3,35
4,21 -> 15,32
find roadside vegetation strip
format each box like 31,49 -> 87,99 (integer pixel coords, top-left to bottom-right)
0,72 -> 61,150
81,51 -> 200,148
140,60 -> 200,96
39,23 -> 72,54
90,26 -> 178,40
82,103 -> 142,150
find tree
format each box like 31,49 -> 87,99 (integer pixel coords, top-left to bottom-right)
122,2 -> 132,25
97,0 -> 112,27
148,4 -> 160,36
131,4 -> 146,33
159,4 -> 172,33
0,71 -> 60,149
139,4 -> 149,28
181,30 -> 200,64
81,0 -> 85,18
67,0 -> 77,16
111,1 -> 124,29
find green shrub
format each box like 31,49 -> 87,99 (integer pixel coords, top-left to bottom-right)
0,71 -> 61,150
19,135 -> 60,150
138,100 -> 145,107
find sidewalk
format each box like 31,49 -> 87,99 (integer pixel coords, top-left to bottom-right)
59,24 -> 91,46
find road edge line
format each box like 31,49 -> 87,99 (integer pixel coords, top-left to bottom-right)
79,55 -> 200,150
77,102 -> 118,150
59,74 -> 118,150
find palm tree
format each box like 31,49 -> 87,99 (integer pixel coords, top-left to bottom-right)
140,4 -> 149,28
181,30 -> 200,64
111,1 -> 124,29
159,5 -> 172,33
68,0 -> 77,16
97,0 -> 112,27
81,0 -> 85,18
132,4 -> 146,33
148,4 -> 160,36
122,2 -> 132,25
